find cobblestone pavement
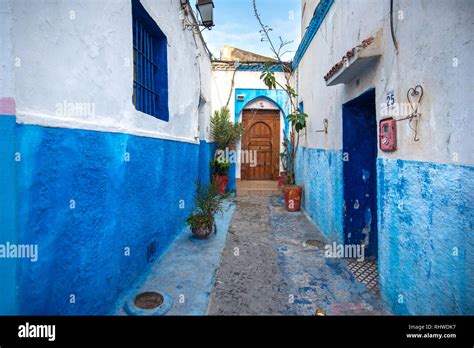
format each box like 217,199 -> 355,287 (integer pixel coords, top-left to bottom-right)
207,196 -> 389,315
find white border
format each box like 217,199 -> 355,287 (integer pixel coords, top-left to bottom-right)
14,111 -> 200,145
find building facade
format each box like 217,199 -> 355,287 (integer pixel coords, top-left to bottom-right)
294,0 -> 473,314
211,47 -> 289,189
0,0 -> 212,314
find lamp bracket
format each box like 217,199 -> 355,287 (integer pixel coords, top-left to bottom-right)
180,2 -> 213,33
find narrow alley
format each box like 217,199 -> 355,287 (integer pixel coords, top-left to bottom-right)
0,0 -> 472,344
208,195 -> 387,315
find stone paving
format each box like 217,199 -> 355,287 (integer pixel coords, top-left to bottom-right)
207,195 -> 390,315
207,196 -> 290,315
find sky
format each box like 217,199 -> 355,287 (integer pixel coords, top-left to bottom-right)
201,0 -> 301,60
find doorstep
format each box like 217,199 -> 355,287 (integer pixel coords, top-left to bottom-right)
236,179 -> 281,197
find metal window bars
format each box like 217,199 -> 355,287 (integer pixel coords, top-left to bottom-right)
132,18 -> 160,118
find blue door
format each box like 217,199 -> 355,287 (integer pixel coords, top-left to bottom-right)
342,89 -> 378,258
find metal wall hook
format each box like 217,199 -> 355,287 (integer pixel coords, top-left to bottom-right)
396,85 -> 424,142
407,85 -> 423,115
407,85 -> 423,142
315,118 -> 329,134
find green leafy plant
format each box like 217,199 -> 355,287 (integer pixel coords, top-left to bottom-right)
186,214 -> 213,230
186,181 -> 230,231
210,107 -> 245,151
198,180 -> 230,216
254,1 -> 308,186
210,159 -> 231,176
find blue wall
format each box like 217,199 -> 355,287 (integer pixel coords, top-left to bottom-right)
295,146 -> 344,243
377,158 -> 474,315
296,147 -> 474,314
198,140 -> 235,192
228,162 -> 236,192
198,140 -> 215,186
3,122 -> 203,315
0,115 -> 18,314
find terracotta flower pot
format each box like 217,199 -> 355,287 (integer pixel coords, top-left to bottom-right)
213,174 -> 229,194
191,217 -> 214,240
283,185 -> 303,212
191,225 -> 213,239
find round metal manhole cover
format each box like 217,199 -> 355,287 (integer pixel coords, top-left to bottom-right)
134,292 -> 164,310
304,239 -> 324,248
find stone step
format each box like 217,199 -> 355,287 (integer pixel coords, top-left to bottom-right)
236,189 -> 282,197
236,180 -> 282,197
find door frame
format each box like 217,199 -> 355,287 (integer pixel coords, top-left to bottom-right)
241,109 -> 280,180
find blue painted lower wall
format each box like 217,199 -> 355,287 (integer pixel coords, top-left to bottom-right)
198,140 -> 215,186
228,162 -> 236,192
295,146 -> 344,243
0,115 -> 18,314
198,141 -> 235,191
0,118 -> 208,315
296,146 -> 474,314
377,158 -> 474,315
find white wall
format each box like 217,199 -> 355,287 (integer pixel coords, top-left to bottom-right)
297,0 -> 474,166
0,0 -> 14,98
211,69 -> 286,116
4,0 -> 211,144
301,0 -> 319,36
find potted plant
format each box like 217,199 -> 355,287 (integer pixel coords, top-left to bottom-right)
210,159 -> 231,194
186,181 -> 229,240
186,214 -> 214,240
210,107 -> 244,194
254,1 -> 308,211
280,110 -> 306,212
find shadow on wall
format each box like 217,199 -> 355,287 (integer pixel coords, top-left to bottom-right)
296,147 -> 344,243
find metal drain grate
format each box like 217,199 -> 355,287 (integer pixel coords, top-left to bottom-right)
348,260 -> 379,294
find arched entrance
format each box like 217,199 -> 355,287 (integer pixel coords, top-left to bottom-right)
241,99 -> 280,180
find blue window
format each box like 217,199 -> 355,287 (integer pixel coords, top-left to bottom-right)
132,0 -> 169,121
299,101 -> 304,112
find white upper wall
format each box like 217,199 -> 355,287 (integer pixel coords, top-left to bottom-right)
296,0 -> 474,166
0,0 -> 14,97
4,0 -> 211,144
301,0 -> 319,37
211,69 -> 287,120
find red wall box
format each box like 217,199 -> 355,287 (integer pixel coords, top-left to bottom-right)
379,117 -> 397,151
